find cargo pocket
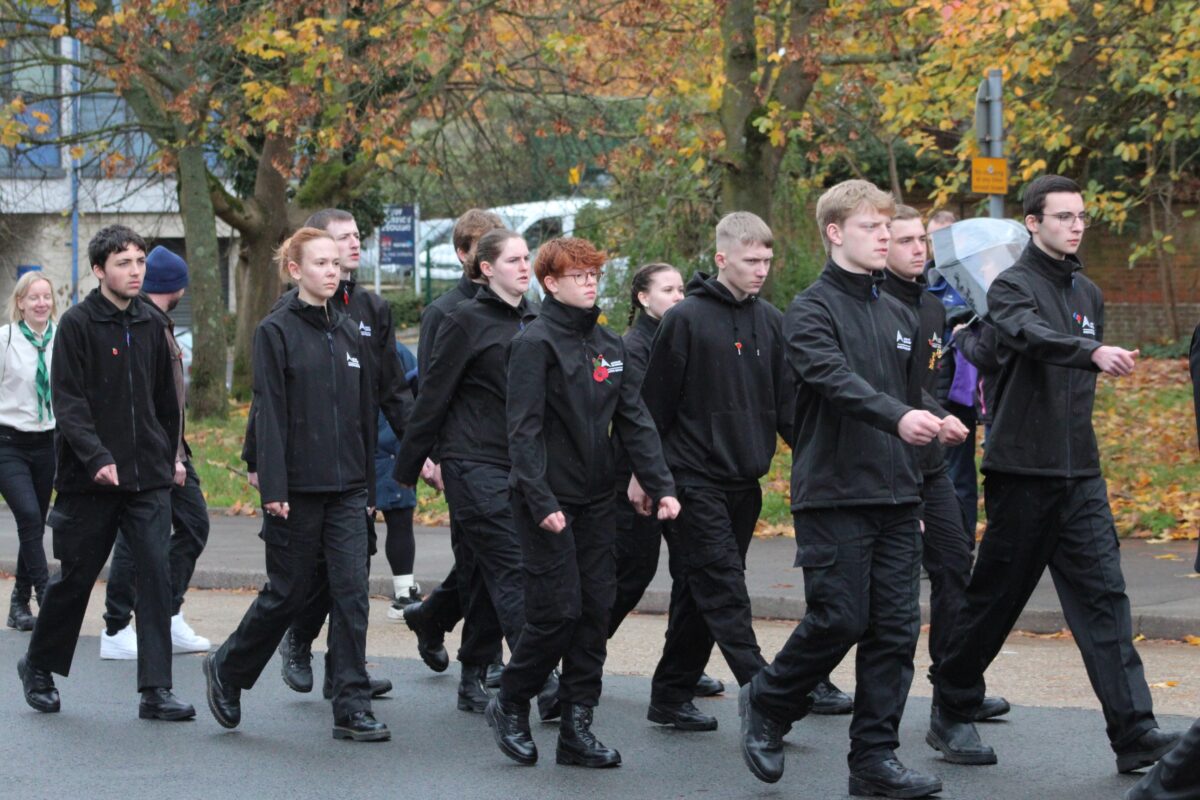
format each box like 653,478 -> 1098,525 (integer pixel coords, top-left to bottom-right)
257,515 -> 289,547
47,506 -> 76,561
794,544 -> 838,569
522,556 -> 574,623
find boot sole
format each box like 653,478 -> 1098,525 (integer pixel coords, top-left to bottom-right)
739,687 -> 783,784
924,730 -> 997,765
332,726 -> 391,742
202,655 -> 240,729
458,695 -> 490,713
849,775 -> 943,798
17,658 -> 59,713
139,705 -> 196,721
555,745 -> 621,768
810,702 -> 854,716
647,706 -> 718,731
7,619 -> 34,632
1116,739 -> 1179,774
485,701 -> 538,765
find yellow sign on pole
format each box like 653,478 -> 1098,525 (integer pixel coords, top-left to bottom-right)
971,157 -> 1008,195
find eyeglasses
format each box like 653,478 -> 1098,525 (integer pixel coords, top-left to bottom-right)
1038,212 -> 1092,228
563,270 -> 603,286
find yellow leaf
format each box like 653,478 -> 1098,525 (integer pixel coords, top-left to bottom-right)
49,24 -> 68,38
1185,635 -> 1200,646
1153,554 -> 1181,560
1149,681 -> 1178,689
374,152 -> 393,170
1133,633 -> 1146,642
368,26 -> 386,38
567,165 -> 581,186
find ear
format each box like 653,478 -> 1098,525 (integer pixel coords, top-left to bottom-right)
825,223 -> 844,248
714,251 -> 727,271
456,247 -> 471,266
543,274 -> 560,295
287,260 -> 303,282
1024,214 -> 1040,234
91,264 -> 105,280
479,260 -> 494,279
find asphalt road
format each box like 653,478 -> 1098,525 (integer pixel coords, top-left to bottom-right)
1,634 -> 1189,800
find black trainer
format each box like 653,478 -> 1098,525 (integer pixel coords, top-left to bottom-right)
278,629 -> 313,693
403,601 -> 450,673
849,757 -> 943,798
17,654 -> 59,713
139,688 -> 196,721
485,696 -> 537,765
332,710 -> 391,742
647,700 -> 718,732
556,703 -> 621,768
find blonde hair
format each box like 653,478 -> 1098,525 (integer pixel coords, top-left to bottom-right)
8,272 -> 58,324
275,228 -> 336,283
815,180 -> 896,253
716,212 -> 773,252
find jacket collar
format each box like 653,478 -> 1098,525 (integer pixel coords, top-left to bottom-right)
686,271 -> 757,308
881,269 -> 926,307
632,310 -> 660,338
1023,242 -> 1083,286
820,260 -> 885,301
456,273 -> 483,300
476,284 -> 537,322
286,292 -> 341,331
82,287 -> 152,323
540,295 -> 600,335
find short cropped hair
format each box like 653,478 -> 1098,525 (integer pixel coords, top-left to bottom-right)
716,212 -> 773,252
815,180 -> 896,253
89,225 -> 147,271
452,209 -> 506,258
893,204 -> 923,222
1022,175 -> 1082,217
534,237 -> 605,290
303,208 -> 355,231
928,209 -> 956,227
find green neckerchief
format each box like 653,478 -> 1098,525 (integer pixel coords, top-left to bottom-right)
18,320 -> 53,422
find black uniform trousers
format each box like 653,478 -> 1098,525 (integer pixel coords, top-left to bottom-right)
104,460 -> 210,630
934,474 -> 1157,751
499,492 -> 616,708
920,470 -> 974,679
607,490 -> 665,636
216,489 -> 371,719
943,400 -> 978,537
650,485 -> 765,705
750,505 -> 922,770
441,460 -> 525,649
27,489 -> 173,691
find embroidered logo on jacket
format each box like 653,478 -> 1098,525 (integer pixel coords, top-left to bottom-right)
591,355 -> 623,384
895,331 -> 912,352
1073,313 -> 1096,336
358,321 -> 372,337
346,353 -> 361,369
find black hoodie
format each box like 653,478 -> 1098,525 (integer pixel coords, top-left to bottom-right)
614,311 -> 660,483
785,262 -> 924,510
51,289 -> 179,493
880,271 -> 951,476
506,296 -> 675,522
394,285 -> 536,484
641,272 -> 794,489
981,242 -> 1104,477
252,295 -> 372,505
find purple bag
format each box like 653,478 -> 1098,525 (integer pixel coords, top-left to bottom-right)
948,351 -> 978,408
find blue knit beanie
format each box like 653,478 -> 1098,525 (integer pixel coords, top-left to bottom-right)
144,246 -> 189,294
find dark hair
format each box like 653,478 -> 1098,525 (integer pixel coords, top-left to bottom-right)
1023,175 -> 1082,217
88,225 -> 147,271
469,228 -> 523,281
303,208 -> 355,231
627,262 -> 679,326
452,209 -> 506,258
534,237 -> 605,290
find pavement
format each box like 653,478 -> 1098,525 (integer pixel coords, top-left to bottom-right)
0,632 -> 1192,800
1,513 -> 1198,640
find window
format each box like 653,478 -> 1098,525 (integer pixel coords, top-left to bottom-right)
1,37 -> 62,174
524,217 -> 563,251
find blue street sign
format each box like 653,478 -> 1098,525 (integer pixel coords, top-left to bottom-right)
379,204 -> 418,275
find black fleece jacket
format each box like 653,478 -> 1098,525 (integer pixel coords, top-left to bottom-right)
785,262 -> 925,510
51,289 -> 179,494
614,311 -> 660,483
251,295 -> 373,505
881,271 -> 951,476
418,274 -> 480,378
506,296 -> 674,521
981,242 -> 1104,477
641,273 -> 794,489
243,278 -> 410,472
394,286 -> 536,484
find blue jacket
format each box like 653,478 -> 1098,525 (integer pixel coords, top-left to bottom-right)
376,343 -> 418,511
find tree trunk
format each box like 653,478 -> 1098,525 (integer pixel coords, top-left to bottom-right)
174,144 -> 228,419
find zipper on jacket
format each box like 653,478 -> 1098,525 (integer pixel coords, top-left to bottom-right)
327,331 -> 343,488
125,321 -> 141,491
584,335 -> 598,499
866,304 -> 897,503
1061,282 -> 1073,477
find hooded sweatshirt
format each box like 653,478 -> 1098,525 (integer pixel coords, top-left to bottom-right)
785,262 -> 924,510
640,272 -> 794,489
981,242 -> 1104,478
506,296 -> 674,522
251,295 -> 372,505
51,289 -> 179,493
394,285 -> 536,484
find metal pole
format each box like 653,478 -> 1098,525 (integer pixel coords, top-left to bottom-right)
423,243 -> 432,305
987,68 -> 1004,219
69,35 -> 81,303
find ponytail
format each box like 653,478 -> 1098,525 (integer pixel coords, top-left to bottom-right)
275,227 -> 335,283
627,262 -> 677,326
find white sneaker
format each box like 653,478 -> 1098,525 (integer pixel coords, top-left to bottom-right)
386,583 -> 421,622
171,613 -> 211,654
100,625 -> 138,660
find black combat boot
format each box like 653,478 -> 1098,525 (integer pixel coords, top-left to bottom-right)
457,663 -> 491,712
556,703 -> 621,768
